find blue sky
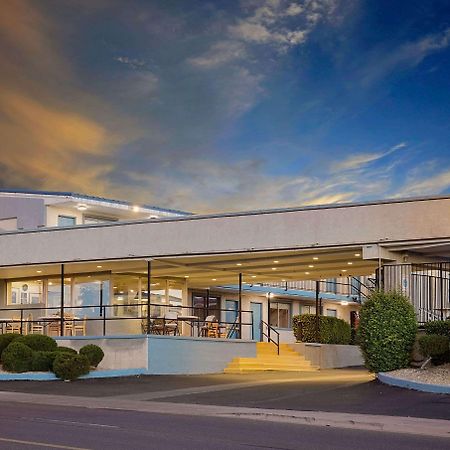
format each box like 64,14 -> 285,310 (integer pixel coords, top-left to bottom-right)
1,0 -> 449,212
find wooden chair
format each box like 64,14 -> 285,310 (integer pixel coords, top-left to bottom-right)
6,317 -> 24,335
164,311 -> 179,335
47,321 -> 62,336
28,314 -> 45,335
63,313 -> 75,336
72,316 -> 87,336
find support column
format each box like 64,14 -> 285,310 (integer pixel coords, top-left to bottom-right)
267,292 -> 271,343
60,264 -> 65,336
315,280 -> 320,343
146,259 -> 151,334
238,273 -> 242,339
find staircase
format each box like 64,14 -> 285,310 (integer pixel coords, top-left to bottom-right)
224,342 -> 318,373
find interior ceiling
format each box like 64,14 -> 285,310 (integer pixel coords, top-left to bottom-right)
0,247 -> 378,287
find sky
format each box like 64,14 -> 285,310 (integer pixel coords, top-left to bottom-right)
0,0 -> 449,213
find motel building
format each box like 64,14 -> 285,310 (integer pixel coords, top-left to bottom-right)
0,189 -> 449,375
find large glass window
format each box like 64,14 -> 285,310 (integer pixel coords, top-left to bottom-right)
300,304 -> 316,315
57,215 -> 76,227
326,278 -> 337,293
73,275 -> 109,318
326,309 -> 337,318
192,293 -> 221,321
47,278 -> 72,310
8,280 -> 44,305
269,302 -> 291,328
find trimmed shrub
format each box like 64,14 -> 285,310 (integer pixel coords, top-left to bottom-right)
79,344 -> 104,368
55,346 -> 77,355
16,334 -> 57,352
357,290 -> 417,373
31,351 -> 56,372
418,334 -> 450,359
52,353 -> 90,381
424,320 -> 450,338
1,342 -> 33,372
293,314 -> 352,345
0,333 -> 21,358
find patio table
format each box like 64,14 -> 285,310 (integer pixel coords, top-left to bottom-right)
177,315 -> 200,336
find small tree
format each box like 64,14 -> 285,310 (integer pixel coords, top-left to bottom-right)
357,290 -> 417,373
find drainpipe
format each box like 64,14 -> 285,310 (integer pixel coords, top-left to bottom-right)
146,259 -> 151,334
60,264 -> 65,337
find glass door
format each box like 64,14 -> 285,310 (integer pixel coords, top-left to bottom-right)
250,302 -> 262,341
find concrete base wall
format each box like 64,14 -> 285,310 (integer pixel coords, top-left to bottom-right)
289,343 -> 364,369
56,335 -> 256,374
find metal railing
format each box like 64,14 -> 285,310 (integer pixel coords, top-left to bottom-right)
0,302 -> 254,339
381,262 -> 450,324
261,320 -> 280,355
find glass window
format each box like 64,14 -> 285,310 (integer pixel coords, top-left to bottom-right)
73,275 -> 109,318
326,278 -> 337,293
192,293 -> 221,321
111,274 -> 141,317
47,278 -> 72,310
326,309 -> 337,318
269,302 -> 291,328
8,280 -> 44,305
83,216 -> 118,224
58,215 -> 76,227
300,305 -> 316,315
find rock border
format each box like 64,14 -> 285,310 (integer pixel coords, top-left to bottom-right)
378,372 -> 450,394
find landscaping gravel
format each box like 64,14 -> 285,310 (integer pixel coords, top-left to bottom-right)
389,364 -> 450,386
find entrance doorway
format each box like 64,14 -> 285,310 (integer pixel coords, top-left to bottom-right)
225,300 -> 238,339
250,302 -> 262,341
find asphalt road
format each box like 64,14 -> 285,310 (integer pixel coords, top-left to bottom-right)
0,401 -> 448,450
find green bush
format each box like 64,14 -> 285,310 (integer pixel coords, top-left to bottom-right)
292,314 -> 352,345
0,333 -> 21,358
357,290 -> 417,373
55,346 -> 77,355
1,342 -> 33,372
52,353 -> 90,381
16,334 -> 57,352
418,334 -> 450,359
79,344 -> 104,367
31,351 -> 56,372
424,320 -> 450,338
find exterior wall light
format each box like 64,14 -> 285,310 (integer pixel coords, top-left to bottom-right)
77,204 -> 87,211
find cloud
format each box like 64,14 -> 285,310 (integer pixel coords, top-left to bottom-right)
114,56 -> 147,69
333,142 -> 407,172
360,28 -> 450,85
188,41 -> 247,68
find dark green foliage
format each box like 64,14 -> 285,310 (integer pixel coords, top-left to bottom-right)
52,353 -> 90,381
418,334 -> 450,359
31,351 -> 55,372
79,344 -> 104,367
424,320 -> 450,338
1,342 -> 33,372
293,314 -> 352,345
55,346 -> 77,355
16,334 -> 57,352
0,333 -> 21,357
357,290 -> 417,373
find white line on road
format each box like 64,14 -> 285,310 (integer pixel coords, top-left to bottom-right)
0,436 -> 90,450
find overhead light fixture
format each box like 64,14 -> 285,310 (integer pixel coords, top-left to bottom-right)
308,265 -> 314,268
342,269 -> 347,272
184,275 -> 189,278
37,279 -> 42,282
313,257 -> 319,260
236,263 -> 242,266
36,270 -> 42,273
97,265 -> 103,268
281,279 -> 286,282
347,262 -> 353,265
119,291 -> 124,294
77,204 -> 87,211
48,282 -> 53,286
354,253 -> 361,257
271,267 -> 277,270
132,205 -> 140,212
251,275 -> 257,278
113,286 -> 118,289
305,271 -> 310,275
273,260 -> 279,264
212,278 -> 217,281
341,301 -> 349,306
130,289 -> 134,293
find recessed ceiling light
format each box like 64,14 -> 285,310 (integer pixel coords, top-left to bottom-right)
48,282 -> 53,286
354,253 -> 361,257
271,267 -> 277,270
97,265 -> 102,268
132,205 -> 140,212
313,257 -> 319,260
341,300 -> 349,306
113,286 -> 117,289
212,278 -> 217,281
347,262 -> 353,265
305,272 -> 310,275
308,265 -> 314,268
130,289 -> 134,293
36,270 -> 42,273
37,279 -> 42,282
184,275 -> 189,278
251,275 -> 257,278
342,269 -> 347,272
281,279 -> 286,282
77,204 -> 87,211
119,291 -> 124,294
236,263 -> 242,266
273,260 -> 279,263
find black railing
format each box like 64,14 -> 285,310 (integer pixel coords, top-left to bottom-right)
0,303 -> 254,339
382,262 -> 450,324
261,320 -> 280,355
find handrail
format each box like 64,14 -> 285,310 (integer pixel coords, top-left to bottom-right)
260,320 -> 280,355
226,316 -> 239,339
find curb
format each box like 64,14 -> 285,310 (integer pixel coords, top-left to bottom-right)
378,372 -> 450,394
0,368 -> 147,382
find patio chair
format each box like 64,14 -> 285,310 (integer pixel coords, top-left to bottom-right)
164,311 -> 179,335
28,314 -> 45,335
201,315 -> 218,338
6,317 -> 25,334
149,318 -> 165,335
72,316 -> 87,336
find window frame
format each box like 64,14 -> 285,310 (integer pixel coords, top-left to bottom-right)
269,301 -> 292,329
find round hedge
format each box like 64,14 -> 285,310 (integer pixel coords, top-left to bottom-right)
424,320 -> 450,338
16,334 -> 57,352
55,346 -> 77,355
418,334 -> 450,358
79,344 -> 104,367
52,353 -> 90,381
31,351 -> 56,372
2,342 -> 33,372
0,333 -> 21,358
357,290 -> 417,372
